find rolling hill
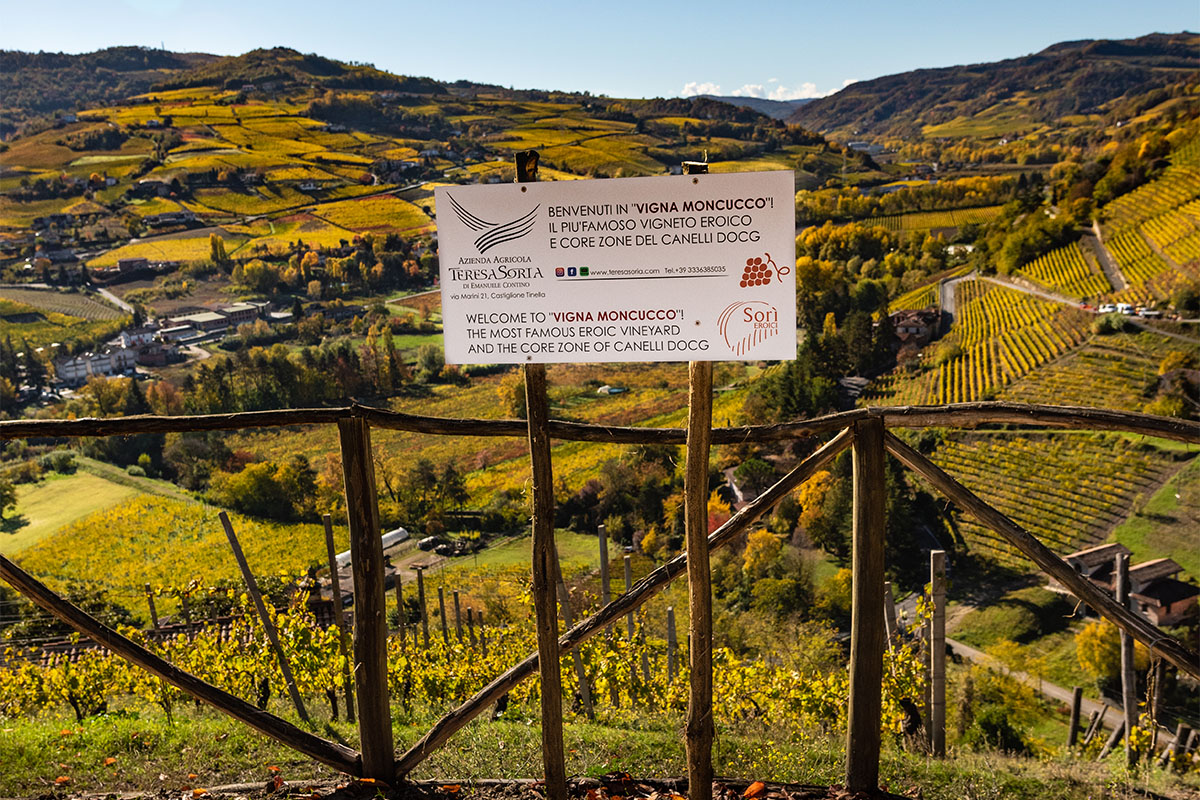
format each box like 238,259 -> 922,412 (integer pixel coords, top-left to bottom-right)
787,31 -> 1199,140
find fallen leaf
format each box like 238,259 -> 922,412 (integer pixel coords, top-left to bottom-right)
587,790 -> 601,800
267,765 -> 280,774
58,730 -> 73,737
54,776 -> 71,785
57,763 -> 69,770
441,785 -> 461,794
192,789 -> 209,798
188,773 -> 198,780
273,775 -> 284,791
104,757 -> 117,766
744,783 -> 766,799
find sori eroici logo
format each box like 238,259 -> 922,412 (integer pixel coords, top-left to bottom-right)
446,193 -> 539,254
718,301 -> 781,357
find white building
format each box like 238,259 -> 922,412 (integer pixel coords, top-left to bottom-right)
54,347 -> 136,386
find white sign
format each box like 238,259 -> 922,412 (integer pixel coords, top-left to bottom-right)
435,170 -> 796,364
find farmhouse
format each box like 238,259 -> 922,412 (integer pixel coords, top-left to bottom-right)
1050,544 -> 1199,626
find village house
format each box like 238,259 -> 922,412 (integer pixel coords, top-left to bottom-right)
118,325 -> 160,349
1050,543 -> 1199,627
53,347 -> 136,386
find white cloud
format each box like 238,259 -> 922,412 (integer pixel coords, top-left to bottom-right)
683,78 -> 857,100
681,81 -> 722,97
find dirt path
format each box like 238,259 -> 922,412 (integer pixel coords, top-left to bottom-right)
1088,220 -> 1128,291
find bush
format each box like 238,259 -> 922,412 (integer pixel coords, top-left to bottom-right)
37,450 -> 76,474
1092,312 -> 1132,335
125,465 -> 146,477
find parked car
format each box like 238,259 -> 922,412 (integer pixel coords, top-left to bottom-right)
418,535 -> 446,551
1098,303 -> 1117,313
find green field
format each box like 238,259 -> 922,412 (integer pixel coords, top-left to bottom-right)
0,288 -> 123,320
1,472 -> 140,555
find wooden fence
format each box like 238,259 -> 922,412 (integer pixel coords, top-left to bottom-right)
1,401 -> 1198,795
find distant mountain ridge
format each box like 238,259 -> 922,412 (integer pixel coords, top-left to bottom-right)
787,31 -> 1199,139
699,95 -> 813,120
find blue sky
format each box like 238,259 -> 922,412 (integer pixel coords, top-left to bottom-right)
0,0 -> 1195,99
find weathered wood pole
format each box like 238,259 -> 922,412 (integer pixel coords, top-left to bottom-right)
1068,686 -> 1084,748
552,549 -> 594,719
336,417 -> 394,781
453,590 -> 463,641
394,578 -> 406,648
219,511 -> 309,724
1171,726 -> 1195,771
683,312 -> 715,800
0,555 -> 361,775
144,583 -> 159,630
846,417 -> 885,793
882,580 -> 897,649
624,554 -> 635,638
416,566 -> 429,648
1099,720 -> 1126,761
517,147 -> 567,800
930,549 -> 946,758
1116,553 -> 1137,767
599,524 -> 610,606
437,586 -> 450,645
1082,707 -> 1106,747
667,606 -> 678,682
323,514 -> 356,724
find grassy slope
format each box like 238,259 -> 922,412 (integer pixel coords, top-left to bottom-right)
1,472 -> 139,555
1111,455 -> 1200,580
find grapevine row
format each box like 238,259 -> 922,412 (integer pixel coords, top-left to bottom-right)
1016,242 -> 1111,300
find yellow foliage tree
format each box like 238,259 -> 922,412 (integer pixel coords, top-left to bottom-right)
742,529 -> 782,578
798,470 -> 835,529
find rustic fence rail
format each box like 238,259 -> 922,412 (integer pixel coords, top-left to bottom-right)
1,401 -> 1197,793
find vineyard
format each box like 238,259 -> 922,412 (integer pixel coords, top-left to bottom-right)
864,205 -> 1003,232
0,298 -> 128,350
1000,332 -> 1183,411
1101,164 -> 1200,234
13,497 -> 337,614
1105,229 -> 1189,305
887,283 -> 937,312
1015,242 -> 1110,300
0,288 -> 123,321
928,432 -> 1185,564
1141,203 -> 1200,266
868,280 -> 1090,405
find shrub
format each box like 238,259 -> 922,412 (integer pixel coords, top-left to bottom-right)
37,450 -> 76,474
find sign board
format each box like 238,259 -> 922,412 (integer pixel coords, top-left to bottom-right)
435,170 -> 796,364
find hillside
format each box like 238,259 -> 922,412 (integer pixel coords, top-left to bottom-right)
0,47 -> 219,134
787,31 -> 1199,140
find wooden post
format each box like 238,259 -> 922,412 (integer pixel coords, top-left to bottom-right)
1068,686 -> 1084,748
1099,720 -> 1126,761
1082,707 -> 1106,747
1116,553 -> 1137,767
453,590 -> 463,641
180,590 -> 191,625
553,547 -> 594,719
624,555 -> 635,638
323,514 -> 356,724
394,578 -> 405,648
336,417 -> 394,781
144,584 -> 159,630
516,152 -> 567,800
467,607 -> 476,647
599,524 -> 610,606
846,417 -> 885,793
1171,726 -> 1195,772
438,586 -> 450,645
219,511 -> 309,724
930,550 -> 946,758
683,319 -> 715,799
416,566 -> 429,648
667,606 -> 677,682
883,580 -> 897,649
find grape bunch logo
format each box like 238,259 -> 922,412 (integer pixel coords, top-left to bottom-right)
718,301 -> 781,357
446,193 -> 539,254
739,253 -> 790,287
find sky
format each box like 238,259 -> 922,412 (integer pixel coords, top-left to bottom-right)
0,0 -> 1195,100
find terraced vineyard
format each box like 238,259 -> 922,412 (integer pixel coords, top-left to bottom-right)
865,204 -> 1003,232
930,433 -> 1186,564
1015,241 -> 1110,300
1102,164 -> 1200,234
888,283 -> 938,312
1141,203 -> 1200,266
868,280 -> 1090,405
1000,332 -> 1185,411
0,288 -> 123,320
1106,229 -> 1188,305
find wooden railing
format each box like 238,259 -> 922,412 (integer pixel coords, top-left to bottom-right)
1,402 -> 1197,794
